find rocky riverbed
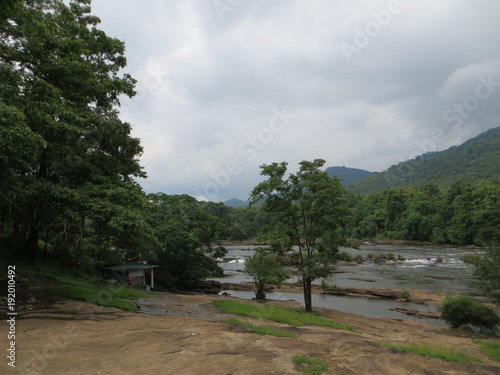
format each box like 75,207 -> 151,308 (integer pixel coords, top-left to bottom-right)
13,290 -> 500,375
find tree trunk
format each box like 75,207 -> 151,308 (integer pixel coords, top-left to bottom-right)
303,277 -> 313,312
255,288 -> 266,300
255,281 -> 266,300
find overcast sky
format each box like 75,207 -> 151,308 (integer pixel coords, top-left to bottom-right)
90,0 -> 500,202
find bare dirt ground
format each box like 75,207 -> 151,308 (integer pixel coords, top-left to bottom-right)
6,290 -> 500,375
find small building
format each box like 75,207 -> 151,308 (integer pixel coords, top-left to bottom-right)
107,263 -> 159,290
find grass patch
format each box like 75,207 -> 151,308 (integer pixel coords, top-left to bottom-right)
375,342 -> 482,363
42,274 -> 152,311
224,318 -> 299,338
475,340 -> 500,360
291,355 -> 329,375
212,299 -> 357,332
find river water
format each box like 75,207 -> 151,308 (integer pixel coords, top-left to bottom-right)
211,243 -> 486,325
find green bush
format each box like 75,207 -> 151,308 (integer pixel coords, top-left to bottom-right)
462,254 -> 481,265
353,254 -> 363,263
438,295 -> 500,332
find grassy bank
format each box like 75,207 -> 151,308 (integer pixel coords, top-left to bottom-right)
18,263 -> 152,311
224,318 -> 299,338
375,342 -> 482,362
212,299 -> 357,332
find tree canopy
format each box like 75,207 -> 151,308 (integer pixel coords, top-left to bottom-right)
250,159 -> 352,312
0,0 -> 147,266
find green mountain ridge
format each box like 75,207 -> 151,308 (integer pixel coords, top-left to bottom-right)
224,198 -> 248,208
349,126 -> 500,195
325,166 -> 373,185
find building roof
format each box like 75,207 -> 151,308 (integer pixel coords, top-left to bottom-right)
106,263 -> 159,273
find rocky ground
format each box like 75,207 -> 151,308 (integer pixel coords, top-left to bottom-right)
6,290 -> 500,375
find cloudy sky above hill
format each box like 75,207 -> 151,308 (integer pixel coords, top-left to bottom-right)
91,0 -> 500,201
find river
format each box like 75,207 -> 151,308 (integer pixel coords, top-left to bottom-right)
210,243 -> 486,325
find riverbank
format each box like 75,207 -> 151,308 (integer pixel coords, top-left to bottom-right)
12,290 -> 500,375
220,282 -> 447,306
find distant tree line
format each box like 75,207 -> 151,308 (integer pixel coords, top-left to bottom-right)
347,181 -> 500,246
208,181 -> 499,247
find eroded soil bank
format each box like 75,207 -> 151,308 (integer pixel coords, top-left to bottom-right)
7,290 -> 500,375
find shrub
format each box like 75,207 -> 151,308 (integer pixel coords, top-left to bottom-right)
438,295 -> 500,332
353,254 -> 363,263
335,251 -> 353,262
474,247 -> 500,303
462,254 -> 481,265
400,290 -> 410,300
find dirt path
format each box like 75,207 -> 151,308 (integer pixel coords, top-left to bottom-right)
5,291 -> 500,375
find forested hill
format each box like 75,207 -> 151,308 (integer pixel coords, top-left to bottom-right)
224,198 -> 248,208
349,126 -> 500,195
325,166 -> 372,185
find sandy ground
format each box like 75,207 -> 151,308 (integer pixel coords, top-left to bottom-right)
4,291 -> 500,375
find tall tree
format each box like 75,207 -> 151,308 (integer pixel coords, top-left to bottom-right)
250,159 -> 351,312
0,0 -> 144,264
147,194 -> 228,290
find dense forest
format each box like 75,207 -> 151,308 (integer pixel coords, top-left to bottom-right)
1,1 -> 498,293
348,127 -> 500,195
204,181 -> 500,247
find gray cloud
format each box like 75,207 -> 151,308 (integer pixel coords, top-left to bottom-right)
91,0 -> 500,201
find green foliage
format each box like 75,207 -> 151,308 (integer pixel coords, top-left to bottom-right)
42,273 -> 151,311
474,247 -> 500,303
350,127 -> 500,195
250,159 -> 352,312
244,248 -> 288,299
474,340 -> 500,360
325,166 -> 372,185
400,290 -> 411,300
291,355 -> 329,375
0,0 -> 147,267
223,318 -> 298,338
462,254 -> 481,265
438,295 -> 500,332
147,194 -> 227,290
375,342 -> 482,362
348,181 -> 500,246
212,299 -> 357,332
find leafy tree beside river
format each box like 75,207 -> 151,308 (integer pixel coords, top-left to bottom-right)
249,159 -> 352,312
